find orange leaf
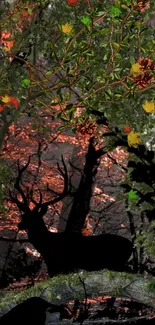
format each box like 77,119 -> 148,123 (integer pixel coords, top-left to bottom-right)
0,30 -> 14,50
10,96 -> 20,109
81,228 -> 92,236
0,94 -> 20,109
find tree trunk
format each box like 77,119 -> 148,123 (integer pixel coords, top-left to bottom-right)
59,145 -> 82,232
65,137 -> 106,233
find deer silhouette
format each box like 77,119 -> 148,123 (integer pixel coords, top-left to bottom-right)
0,298 -> 51,325
10,158 -> 133,277
0,297 -> 71,325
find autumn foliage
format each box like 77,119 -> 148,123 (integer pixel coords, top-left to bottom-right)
0,94 -> 20,112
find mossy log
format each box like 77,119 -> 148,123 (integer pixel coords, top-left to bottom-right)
1,270 -> 155,324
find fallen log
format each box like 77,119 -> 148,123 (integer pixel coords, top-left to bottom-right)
0,270 -> 155,324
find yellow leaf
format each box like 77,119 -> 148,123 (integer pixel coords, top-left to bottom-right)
142,100 -> 155,113
130,63 -> 142,76
62,23 -> 73,34
1,94 -> 11,103
28,8 -> 32,14
127,131 -> 142,148
3,46 -> 10,52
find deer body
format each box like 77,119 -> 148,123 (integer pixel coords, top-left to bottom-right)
19,213 -> 133,276
0,298 -> 51,325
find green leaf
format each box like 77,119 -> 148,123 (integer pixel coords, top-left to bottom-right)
60,79 -> 68,84
130,56 -> 135,65
81,16 -> 91,26
21,79 -> 30,88
27,8 -> 32,14
64,103 -> 73,111
57,88 -> 63,101
125,0 -> 131,4
56,112 -> 62,119
69,109 -> 75,120
60,116 -> 69,122
121,5 -> 128,9
11,17 -> 19,22
71,127 -> 77,133
115,0 -> 121,8
141,47 -> 146,53
51,102 -> 59,106
103,53 -> 108,60
112,42 -> 120,50
128,190 -> 139,201
58,125 -> 66,131
115,93 -> 122,98
46,71 -> 53,76
31,124 -> 37,130
109,6 -> 122,17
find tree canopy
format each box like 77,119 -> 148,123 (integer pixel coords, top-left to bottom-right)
0,0 -> 155,148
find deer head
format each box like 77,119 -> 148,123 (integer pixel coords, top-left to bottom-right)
10,154 -> 70,237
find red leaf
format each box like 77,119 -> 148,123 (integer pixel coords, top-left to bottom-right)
124,125 -> 131,134
67,0 -> 79,6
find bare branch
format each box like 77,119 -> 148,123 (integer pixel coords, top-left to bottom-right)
13,157 -> 32,213
40,155 -> 70,209
107,153 -> 128,172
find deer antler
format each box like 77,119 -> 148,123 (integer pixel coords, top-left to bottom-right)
41,155 -> 70,210
9,157 -> 31,213
10,154 -> 70,216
